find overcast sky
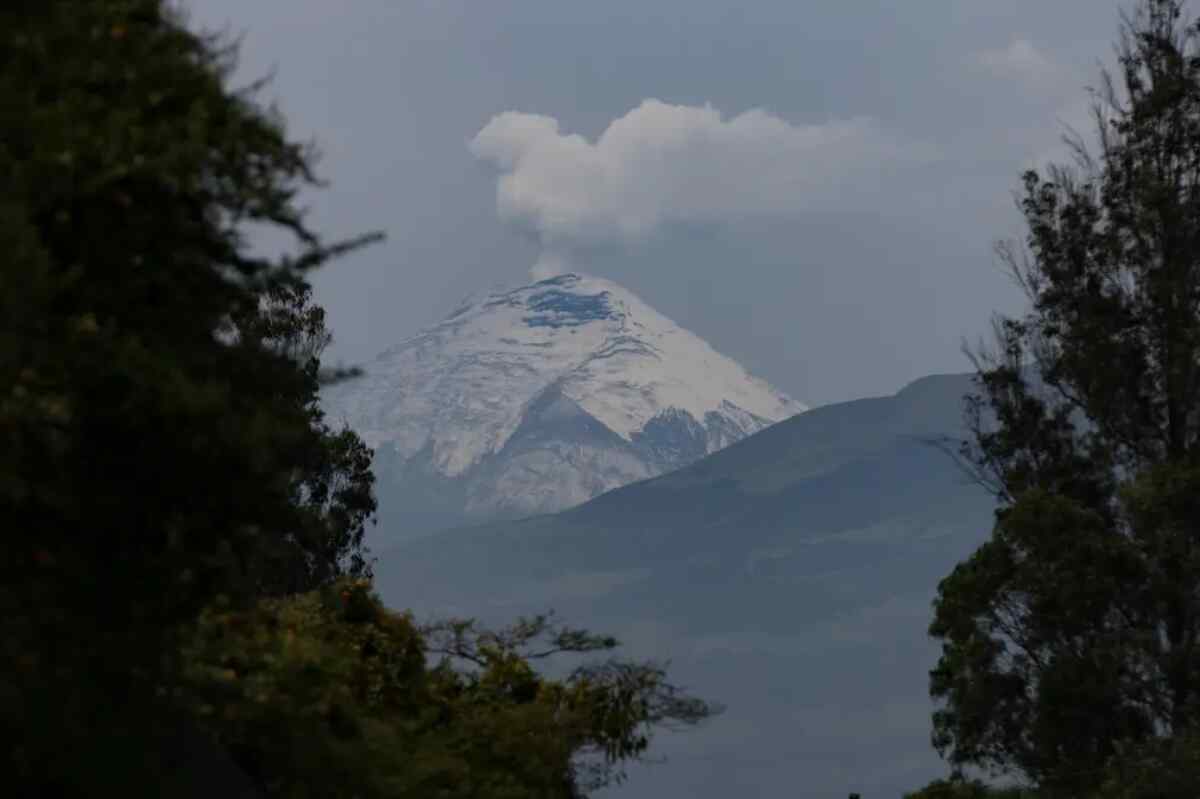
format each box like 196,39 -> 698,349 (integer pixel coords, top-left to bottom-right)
184,0 -> 1129,407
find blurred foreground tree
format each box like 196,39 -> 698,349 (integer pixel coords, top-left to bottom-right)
233,279 -> 378,595
0,1 -> 713,795
929,0 -> 1200,795
1091,733 -> 1200,798
0,0 -> 373,790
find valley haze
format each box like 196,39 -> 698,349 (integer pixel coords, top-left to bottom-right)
320,268 -> 998,798
368,370 -> 993,798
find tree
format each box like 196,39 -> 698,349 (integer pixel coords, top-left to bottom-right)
233,279 -> 378,594
0,0 -> 380,789
0,3 -> 714,796
928,1 -> 1200,794
902,778 -> 1033,799
416,611 -> 717,795
1093,733 -> 1200,798
178,578 -> 718,798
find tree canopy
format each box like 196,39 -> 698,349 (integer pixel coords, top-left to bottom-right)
0,2 -> 715,795
928,1 -> 1200,794
178,578 -> 714,799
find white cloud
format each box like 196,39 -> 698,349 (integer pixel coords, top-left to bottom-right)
470,99 -> 934,276
975,38 -> 1060,85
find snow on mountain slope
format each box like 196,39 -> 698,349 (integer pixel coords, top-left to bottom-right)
321,273 -> 807,532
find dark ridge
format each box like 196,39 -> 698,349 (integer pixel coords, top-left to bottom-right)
591,335 -> 660,361
532,273 -> 582,287
523,288 -> 614,328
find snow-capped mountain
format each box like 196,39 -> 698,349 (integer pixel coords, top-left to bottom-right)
321,273 -> 807,542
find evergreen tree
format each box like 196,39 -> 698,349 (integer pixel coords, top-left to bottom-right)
0,0 -> 379,789
0,3 -> 714,795
929,1 -> 1200,794
233,280 -> 377,595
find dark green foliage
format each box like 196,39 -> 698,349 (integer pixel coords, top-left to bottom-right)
0,0 -> 379,790
178,579 -> 716,798
903,777 -> 1034,799
0,3 -> 712,796
1094,733 -> 1200,798
929,1 -> 1200,794
235,280 -> 378,595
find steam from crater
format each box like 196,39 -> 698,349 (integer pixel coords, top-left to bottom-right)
470,99 -> 933,277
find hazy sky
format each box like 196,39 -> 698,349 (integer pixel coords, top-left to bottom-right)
184,0 -> 1128,407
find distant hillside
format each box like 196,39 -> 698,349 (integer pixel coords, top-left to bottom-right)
373,372 -> 998,799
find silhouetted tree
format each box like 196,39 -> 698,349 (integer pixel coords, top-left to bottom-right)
233,280 -> 377,594
0,0 -> 379,790
929,1 -> 1200,794
0,3 -> 713,797
902,779 -> 1032,799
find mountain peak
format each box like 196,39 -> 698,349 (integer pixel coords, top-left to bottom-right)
479,273 -> 622,330
322,272 -> 807,530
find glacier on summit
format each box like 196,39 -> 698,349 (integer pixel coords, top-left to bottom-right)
321,273 -> 807,542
